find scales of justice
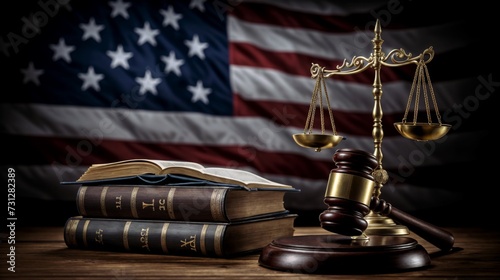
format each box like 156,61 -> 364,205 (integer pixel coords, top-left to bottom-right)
259,20 -> 455,274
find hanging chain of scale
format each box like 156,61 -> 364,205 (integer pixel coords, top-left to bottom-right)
394,57 -> 451,141
293,65 -> 344,152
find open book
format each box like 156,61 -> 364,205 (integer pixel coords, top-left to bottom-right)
75,159 -> 294,190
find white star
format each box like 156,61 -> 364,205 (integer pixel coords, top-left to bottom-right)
184,34 -> 208,59
136,70 -> 161,95
78,66 -> 104,91
160,5 -> 183,30
189,0 -> 206,12
106,45 -> 133,69
20,62 -> 44,86
160,51 -> 184,76
187,80 -> 211,104
49,38 -> 75,63
134,22 -> 160,46
80,18 -> 104,42
109,0 -> 131,19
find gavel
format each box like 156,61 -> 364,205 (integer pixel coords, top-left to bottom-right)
319,148 -> 455,251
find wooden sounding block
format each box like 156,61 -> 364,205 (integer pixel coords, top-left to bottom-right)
259,148 -> 454,274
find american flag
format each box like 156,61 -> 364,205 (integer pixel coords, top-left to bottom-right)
1,0 -> 497,225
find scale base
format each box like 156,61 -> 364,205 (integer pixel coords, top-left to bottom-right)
364,212 -> 410,235
258,234 -> 430,274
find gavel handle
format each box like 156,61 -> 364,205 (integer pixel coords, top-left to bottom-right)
371,197 -> 455,251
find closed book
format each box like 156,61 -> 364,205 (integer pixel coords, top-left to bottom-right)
76,184 -> 296,222
63,214 -> 296,257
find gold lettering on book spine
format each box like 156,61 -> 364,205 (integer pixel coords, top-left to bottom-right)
210,189 -> 226,221
115,195 -> 122,209
180,235 -> 197,251
214,225 -> 224,256
83,219 -> 90,247
94,228 -> 103,245
167,188 -> 176,220
140,227 -> 150,251
142,199 -> 155,211
123,221 -> 131,250
161,223 -> 170,253
78,187 -> 87,216
131,187 -> 139,218
100,187 -> 109,217
65,219 -> 79,246
158,198 -> 166,211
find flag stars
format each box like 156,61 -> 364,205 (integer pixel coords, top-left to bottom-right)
136,70 -> 161,95
135,22 -> 160,46
49,38 -> 75,63
189,0 -> 206,12
21,62 -> 44,86
184,34 -> 208,59
107,45 -> 133,69
160,5 -> 183,30
109,0 -> 131,19
161,51 -> 184,76
80,18 -> 104,42
187,80 -> 211,104
78,66 -> 104,91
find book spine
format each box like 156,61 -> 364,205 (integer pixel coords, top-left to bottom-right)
77,186 -> 228,222
64,217 -> 227,257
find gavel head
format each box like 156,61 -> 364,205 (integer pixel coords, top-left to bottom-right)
319,148 -> 378,236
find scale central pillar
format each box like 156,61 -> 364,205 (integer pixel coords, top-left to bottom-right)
363,171 -> 409,235
364,168 -> 409,235
364,19 -> 409,236
364,212 -> 409,235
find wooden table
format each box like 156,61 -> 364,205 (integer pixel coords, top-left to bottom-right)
1,226 -> 499,279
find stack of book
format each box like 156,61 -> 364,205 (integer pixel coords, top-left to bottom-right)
62,159 -> 298,258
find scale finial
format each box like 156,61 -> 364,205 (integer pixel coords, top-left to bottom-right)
374,19 -> 381,33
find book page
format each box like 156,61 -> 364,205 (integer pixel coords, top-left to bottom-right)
202,168 -> 291,188
152,160 -> 289,187
151,160 -> 205,171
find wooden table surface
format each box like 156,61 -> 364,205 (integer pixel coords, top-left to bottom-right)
1,226 -> 499,279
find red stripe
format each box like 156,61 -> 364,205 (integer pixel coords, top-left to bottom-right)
230,42 -> 386,83
230,3 -> 368,33
5,135 -> 333,180
233,95 -> 409,137
230,2 -> 462,32
230,42 -> 487,83
7,134 -> 482,190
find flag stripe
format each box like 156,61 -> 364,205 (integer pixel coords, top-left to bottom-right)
233,95 -> 406,136
231,65 -> 480,113
229,42 -> 414,83
229,42 -> 485,84
228,13 -> 469,60
237,0 -> 392,17
232,1 -> 468,29
3,132 -> 486,186
2,103 -> 485,169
